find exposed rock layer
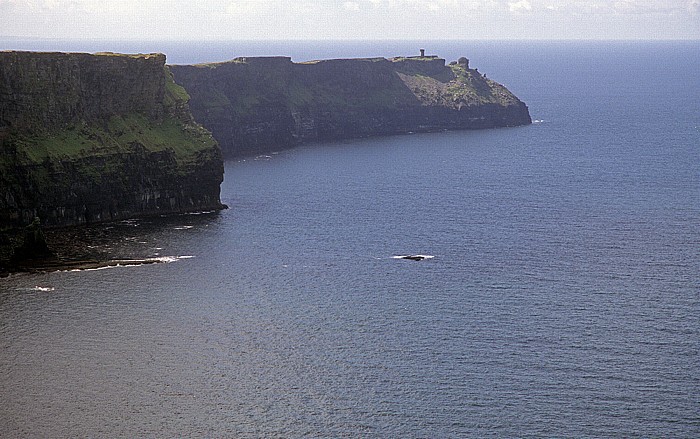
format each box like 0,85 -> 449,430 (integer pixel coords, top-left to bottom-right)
170,55 -> 531,158
0,51 -> 224,230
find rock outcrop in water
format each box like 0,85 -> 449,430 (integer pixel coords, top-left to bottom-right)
0,51 -> 225,229
170,54 -> 531,158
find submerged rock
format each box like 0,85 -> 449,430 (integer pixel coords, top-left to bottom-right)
393,254 -> 435,261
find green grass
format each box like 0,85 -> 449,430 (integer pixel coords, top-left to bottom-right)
17,125 -> 98,162
6,66 -> 217,166
7,112 -> 215,167
446,64 -> 504,103
108,113 -> 215,158
0,110 -> 218,196
165,70 -> 191,103
94,52 -> 163,59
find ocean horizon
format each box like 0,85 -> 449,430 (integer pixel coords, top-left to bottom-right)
1,40 -> 699,437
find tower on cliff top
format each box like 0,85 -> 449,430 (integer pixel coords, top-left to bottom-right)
420,48 -> 425,57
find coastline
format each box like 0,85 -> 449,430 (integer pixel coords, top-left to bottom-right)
0,210 -> 222,277
1,50 -> 529,273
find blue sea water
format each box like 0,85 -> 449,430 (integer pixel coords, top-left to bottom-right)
1,41 -> 699,437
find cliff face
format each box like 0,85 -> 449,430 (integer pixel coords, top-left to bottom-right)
0,51 -> 224,229
170,55 -> 531,158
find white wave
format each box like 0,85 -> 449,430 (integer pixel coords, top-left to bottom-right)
184,210 -> 217,215
145,255 -> 195,263
533,119 -> 545,124
152,256 -> 179,263
65,255 -> 194,272
149,255 -> 192,262
70,265 -> 114,272
21,286 -> 55,292
173,225 -> 194,230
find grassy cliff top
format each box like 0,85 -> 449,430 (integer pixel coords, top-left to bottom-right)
0,50 -> 165,60
390,55 -> 441,61
299,57 -> 388,64
1,53 -> 216,168
170,53 -> 524,111
181,56 -> 293,69
93,52 -> 166,61
178,55 -> 447,67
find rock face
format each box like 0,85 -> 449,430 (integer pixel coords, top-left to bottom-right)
170,55 -> 531,158
0,51 -> 225,229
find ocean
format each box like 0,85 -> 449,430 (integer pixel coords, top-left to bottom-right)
1,40 -> 699,437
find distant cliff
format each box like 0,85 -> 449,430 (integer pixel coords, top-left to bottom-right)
0,51 -> 225,229
170,55 -> 531,158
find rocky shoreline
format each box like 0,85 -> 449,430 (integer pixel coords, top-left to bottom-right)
1,212 -> 219,277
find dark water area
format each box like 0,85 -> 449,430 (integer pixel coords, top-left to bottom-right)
1,41 -> 699,437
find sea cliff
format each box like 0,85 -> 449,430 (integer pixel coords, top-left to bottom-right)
170,55 -> 531,158
0,51 -> 225,229
0,51 -> 225,271
1,50 -> 530,272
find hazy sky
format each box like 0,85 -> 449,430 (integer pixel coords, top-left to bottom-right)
1,0 -> 698,40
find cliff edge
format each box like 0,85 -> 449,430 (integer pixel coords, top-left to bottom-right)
170,54 -> 531,158
0,51 -> 225,230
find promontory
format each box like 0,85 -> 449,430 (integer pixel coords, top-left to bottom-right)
170,54 -> 531,158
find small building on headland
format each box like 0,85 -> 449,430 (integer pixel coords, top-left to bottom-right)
408,48 -> 438,59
